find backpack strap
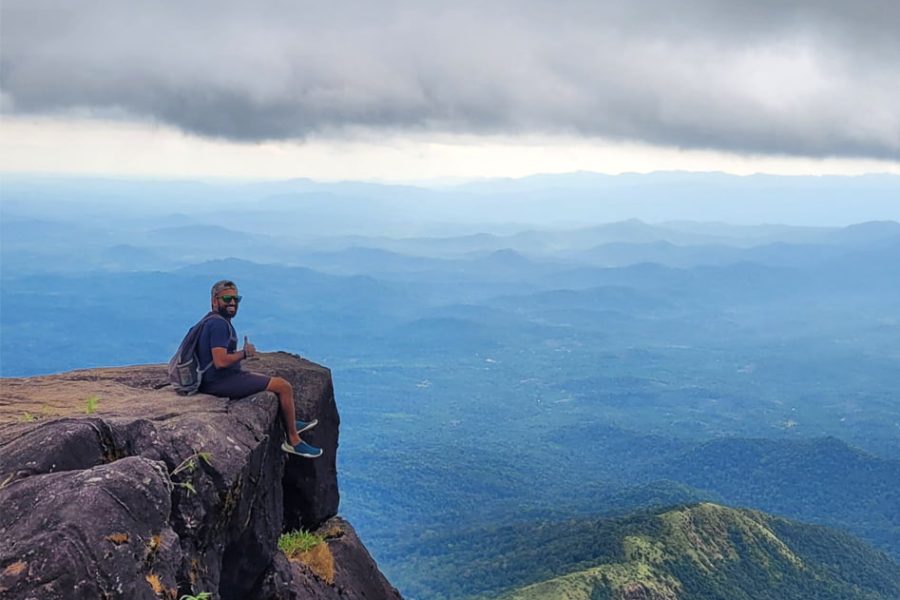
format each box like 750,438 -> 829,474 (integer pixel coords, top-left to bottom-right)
198,311 -> 225,326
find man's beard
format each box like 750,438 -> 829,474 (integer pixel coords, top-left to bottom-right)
216,306 -> 236,319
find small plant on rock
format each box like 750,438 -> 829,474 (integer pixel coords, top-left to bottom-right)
170,451 -> 212,495
84,395 -> 99,414
179,593 -> 212,600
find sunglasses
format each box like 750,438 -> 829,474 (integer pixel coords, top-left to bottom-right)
218,295 -> 243,304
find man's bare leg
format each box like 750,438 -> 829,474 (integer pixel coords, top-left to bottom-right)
267,376 -> 301,446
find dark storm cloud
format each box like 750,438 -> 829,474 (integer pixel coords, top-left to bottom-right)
2,0 -> 899,159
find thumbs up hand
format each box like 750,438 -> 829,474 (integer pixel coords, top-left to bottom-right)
242,336 -> 257,358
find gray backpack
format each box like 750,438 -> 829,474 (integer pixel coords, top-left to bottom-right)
168,312 -> 225,395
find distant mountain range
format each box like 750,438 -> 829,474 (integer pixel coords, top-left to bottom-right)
3,172 -> 900,235
3,173 -> 900,600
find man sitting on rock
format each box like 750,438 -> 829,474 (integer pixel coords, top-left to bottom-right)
198,279 -> 322,458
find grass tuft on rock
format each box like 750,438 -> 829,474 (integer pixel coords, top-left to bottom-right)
279,529 -> 334,583
279,529 -> 325,555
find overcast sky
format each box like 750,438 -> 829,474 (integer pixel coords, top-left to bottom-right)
2,0 -> 899,180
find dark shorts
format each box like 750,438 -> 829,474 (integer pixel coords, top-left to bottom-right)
200,371 -> 271,399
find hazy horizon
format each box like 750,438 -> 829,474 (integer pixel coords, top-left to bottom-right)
3,171 -> 899,229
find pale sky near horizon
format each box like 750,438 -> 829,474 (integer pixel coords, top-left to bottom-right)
2,1 -> 899,183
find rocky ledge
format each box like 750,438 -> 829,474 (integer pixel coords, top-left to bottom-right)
0,353 -> 402,600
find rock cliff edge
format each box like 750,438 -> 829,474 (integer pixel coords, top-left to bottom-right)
0,352 -> 402,600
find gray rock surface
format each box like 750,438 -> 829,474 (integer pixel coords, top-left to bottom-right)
327,517 -> 404,600
0,456 -> 181,599
0,353 -> 398,600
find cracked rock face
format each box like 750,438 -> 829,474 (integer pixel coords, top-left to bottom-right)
0,353 -> 387,600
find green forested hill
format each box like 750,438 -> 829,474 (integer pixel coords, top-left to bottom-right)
641,437 -> 900,557
499,503 -> 900,600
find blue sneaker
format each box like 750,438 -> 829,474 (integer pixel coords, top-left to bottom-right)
295,419 -> 318,434
281,440 -> 323,458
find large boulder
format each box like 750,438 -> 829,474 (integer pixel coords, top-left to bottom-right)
0,353 -> 393,600
0,456 -> 181,599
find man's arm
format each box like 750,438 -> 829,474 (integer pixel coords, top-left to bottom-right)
211,346 -> 245,369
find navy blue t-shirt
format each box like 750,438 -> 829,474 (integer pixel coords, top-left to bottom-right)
198,316 -> 240,384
